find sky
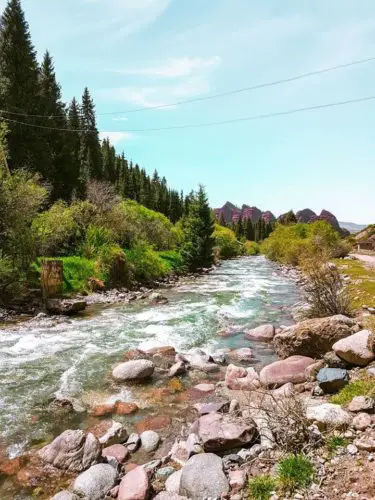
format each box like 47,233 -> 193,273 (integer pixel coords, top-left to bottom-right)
2,0 -> 375,224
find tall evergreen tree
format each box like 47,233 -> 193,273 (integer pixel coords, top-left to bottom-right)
235,216 -> 244,240
245,217 -> 255,241
79,87 -> 102,181
67,97 -> 82,198
181,185 -> 215,271
219,212 -> 226,227
0,0 -> 42,171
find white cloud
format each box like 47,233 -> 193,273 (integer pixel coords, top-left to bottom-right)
99,131 -> 133,144
112,116 -> 129,122
117,56 -> 221,78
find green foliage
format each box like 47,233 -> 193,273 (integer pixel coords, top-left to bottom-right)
0,253 -> 22,303
213,224 -> 242,259
80,225 -> 115,259
97,244 -> 132,288
277,454 -> 314,493
181,186 -> 215,271
261,221 -> 349,266
244,241 -> 260,255
279,210 -> 297,225
325,435 -> 348,453
125,245 -> 169,282
331,377 -> 375,405
248,475 -> 276,500
158,250 -> 184,272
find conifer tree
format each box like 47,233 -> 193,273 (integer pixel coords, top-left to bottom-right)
181,185 -> 214,271
67,97 -> 83,197
235,216 -> 244,240
245,217 -> 255,240
79,87 -> 102,181
0,0 -> 42,171
219,212 -> 226,227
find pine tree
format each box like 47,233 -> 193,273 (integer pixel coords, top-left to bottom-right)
0,0 -> 43,171
245,218 -> 255,241
181,185 -> 214,271
79,87 -> 102,181
235,216 -> 244,240
67,97 -> 83,197
219,212 -> 226,227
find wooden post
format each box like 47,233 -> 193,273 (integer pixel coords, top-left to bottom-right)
41,259 -> 63,306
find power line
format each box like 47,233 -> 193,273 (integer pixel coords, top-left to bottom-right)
0,55 -> 375,119
2,94 -> 375,133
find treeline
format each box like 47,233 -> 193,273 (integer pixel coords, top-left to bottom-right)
0,0 -> 185,221
217,213 -> 275,242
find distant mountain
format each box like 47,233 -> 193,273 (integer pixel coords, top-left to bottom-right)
339,221 -> 368,234
214,202 -> 349,236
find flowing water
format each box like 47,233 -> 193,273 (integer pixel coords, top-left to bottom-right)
0,256 -> 299,461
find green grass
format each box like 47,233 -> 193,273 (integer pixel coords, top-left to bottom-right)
334,258 -> 375,312
125,246 -> 169,282
248,475 -> 276,500
277,454 -> 314,493
325,436 -> 348,453
331,376 -> 375,405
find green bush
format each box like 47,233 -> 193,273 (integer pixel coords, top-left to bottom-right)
261,221 -> 349,266
125,245 -> 169,282
244,240 -> 260,256
213,224 -> 243,259
158,250 -> 185,273
80,225 -> 115,259
325,435 -> 347,453
0,254 -> 23,304
277,454 -> 314,493
331,377 -> 375,405
248,475 -> 276,500
97,244 -> 133,288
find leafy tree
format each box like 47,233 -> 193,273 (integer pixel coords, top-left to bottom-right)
181,185 -> 215,270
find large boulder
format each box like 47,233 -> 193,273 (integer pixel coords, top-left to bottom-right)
244,324 -> 275,341
316,368 -> 349,394
259,356 -> 315,388
112,360 -> 154,381
179,453 -> 230,498
273,315 -> 359,359
225,364 -> 260,390
333,330 -> 375,367
190,412 -> 257,453
118,466 -> 149,500
306,403 -> 352,430
73,464 -> 118,500
38,430 -> 101,472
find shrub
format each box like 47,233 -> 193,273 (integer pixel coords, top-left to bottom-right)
331,376 -> 375,405
158,250 -> 185,273
97,244 -> 133,288
125,245 -> 169,282
277,454 -> 314,493
32,201 -> 78,256
213,224 -> 242,259
0,254 -> 23,304
248,475 -> 276,500
326,435 -> 347,453
244,240 -> 260,256
80,225 -> 115,259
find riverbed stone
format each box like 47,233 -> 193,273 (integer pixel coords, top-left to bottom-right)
225,364 -> 260,390
193,400 -> 230,415
333,330 -> 375,367
126,433 -> 140,452
112,360 -> 154,381
99,421 -> 128,446
102,444 -> 129,463
230,347 -> 253,362
51,492 -> 78,500
179,453 -> 230,498
260,355 -> 315,388
38,430 -> 101,472
169,360 -> 187,377
352,412 -> 372,430
118,465 -> 149,500
194,383 -> 215,392
140,430 -> 160,452
149,292 -> 169,305
244,324 -> 275,341
73,463 -> 118,500
135,414 -> 171,433
154,493 -> 187,500
306,403 -> 352,430
181,349 -> 219,373
190,412 -> 257,453
324,351 -> 349,368
166,469 -> 182,493
316,368 -> 349,393
347,396 -> 375,413
273,315 -> 359,358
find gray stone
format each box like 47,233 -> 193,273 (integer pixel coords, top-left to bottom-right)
73,464 -> 118,500
333,330 -> 375,367
306,403 -> 352,430
316,368 -> 349,394
38,430 -> 101,473
238,444 -> 262,461
323,351 -> 349,368
166,469 -> 182,493
156,466 -> 175,478
244,324 -> 275,341
51,492 -> 78,500
186,433 -> 204,458
126,432 -> 140,452
99,421 -> 128,447
169,360 -> 187,377
179,453 -> 230,498
352,412 -> 372,430
347,396 -> 375,413
112,360 -> 154,381
140,430 -> 160,452
154,493 -> 188,500
193,400 -> 230,415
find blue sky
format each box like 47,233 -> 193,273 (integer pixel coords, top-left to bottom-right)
3,0 -> 375,223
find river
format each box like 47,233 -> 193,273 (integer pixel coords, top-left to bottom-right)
0,256 -> 299,463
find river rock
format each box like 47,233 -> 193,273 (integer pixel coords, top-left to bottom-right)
99,421 -> 128,446
352,412 -> 372,430
179,453 -> 230,498
181,350 -> 219,373
194,383 -> 215,392
347,396 -> 375,413
126,433 -> 140,452
169,360 -> 187,377
323,351 -> 349,368
38,430 -> 101,472
154,493 -> 187,500
118,466 -> 149,500
112,360 -> 154,381
354,436 -> 375,451
186,433 -> 204,458
46,299 -> 87,316
51,492 -> 78,500
166,469 -> 182,493
316,368 -> 349,393
102,444 -> 129,463
190,412 -> 257,453
73,463 -> 118,500
193,400 -> 230,415
225,364 -> 260,390
149,292 -> 169,305
273,315 -> 359,358
230,347 -> 253,362
333,330 -> 375,366
259,356 -> 315,388
244,324 -> 275,341
140,430 -> 160,452
306,403 -> 352,430
229,469 -> 247,493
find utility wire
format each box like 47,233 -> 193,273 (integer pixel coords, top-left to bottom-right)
0,55 -> 374,119
1,94 -> 375,133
